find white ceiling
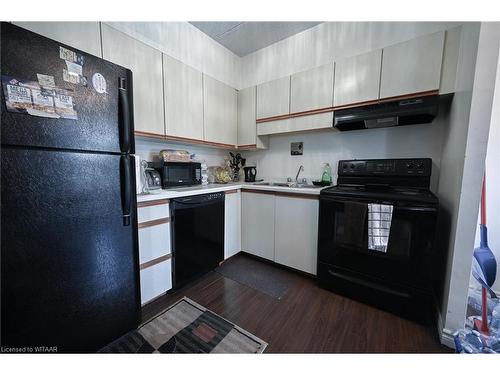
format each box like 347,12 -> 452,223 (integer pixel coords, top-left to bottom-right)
189,22 -> 322,57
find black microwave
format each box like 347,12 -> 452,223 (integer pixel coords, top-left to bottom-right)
149,161 -> 202,188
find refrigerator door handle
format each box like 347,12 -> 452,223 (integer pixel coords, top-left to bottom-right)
118,77 -> 131,153
120,155 -> 132,226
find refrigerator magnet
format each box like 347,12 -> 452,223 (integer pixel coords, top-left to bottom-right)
28,88 -> 59,118
54,89 -> 78,120
65,61 -> 83,76
63,69 -> 80,85
36,74 -> 56,89
2,76 -> 34,113
59,46 -> 84,65
92,73 -> 107,94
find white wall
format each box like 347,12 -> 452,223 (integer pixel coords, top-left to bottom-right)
135,138 -> 229,167
241,21 -> 461,89
472,42 -> 500,293
242,115 -> 448,191
104,22 -> 241,89
437,22 -> 500,341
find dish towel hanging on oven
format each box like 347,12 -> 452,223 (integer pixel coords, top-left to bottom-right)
367,204 -> 393,253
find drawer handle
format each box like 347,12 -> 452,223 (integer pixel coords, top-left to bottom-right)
137,199 -> 170,208
138,217 -> 170,229
140,254 -> 172,270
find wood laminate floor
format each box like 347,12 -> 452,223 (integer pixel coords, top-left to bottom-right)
142,253 -> 451,353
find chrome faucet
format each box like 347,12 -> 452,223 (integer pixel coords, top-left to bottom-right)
295,165 -> 304,183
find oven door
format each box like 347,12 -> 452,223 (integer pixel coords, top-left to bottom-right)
317,195 -> 438,291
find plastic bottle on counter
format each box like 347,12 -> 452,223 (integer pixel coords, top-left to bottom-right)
321,163 -> 332,184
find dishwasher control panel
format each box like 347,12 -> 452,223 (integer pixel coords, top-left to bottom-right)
206,192 -> 225,201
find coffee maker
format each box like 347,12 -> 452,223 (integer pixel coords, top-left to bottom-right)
243,166 -> 257,182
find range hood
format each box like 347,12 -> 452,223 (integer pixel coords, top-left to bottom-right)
334,95 -> 439,131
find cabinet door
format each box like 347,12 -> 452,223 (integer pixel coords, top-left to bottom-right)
138,222 -> 171,264
203,75 -> 237,146
290,63 -> 334,113
238,86 -> 268,148
164,55 -> 204,140
256,76 -> 290,119
257,119 -> 291,136
224,190 -> 241,259
13,22 -> 102,57
380,31 -> 445,99
241,192 -> 275,261
334,49 -> 382,106
101,24 -> 165,136
274,196 -> 319,275
238,86 -> 257,146
140,259 -> 172,305
289,113 -> 333,133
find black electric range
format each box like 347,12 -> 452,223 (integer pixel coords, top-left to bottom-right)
317,158 -> 439,323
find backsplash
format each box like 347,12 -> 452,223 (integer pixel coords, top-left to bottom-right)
241,114 -> 448,191
135,138 -> 229,167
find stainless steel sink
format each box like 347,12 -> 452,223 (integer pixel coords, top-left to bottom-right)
253,182 -> 289,187
253,181 -> 319,189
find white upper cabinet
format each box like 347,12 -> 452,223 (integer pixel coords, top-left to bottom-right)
163,55 -> 204,140
380,31 -> 445,99
290,63 -> 334,113
13,22 -> 102,57
334,49 -> 382,107
237,86 -> 268,148
256,76 -> 291,119
203,75 -> 237,146
101,24 -> 165,136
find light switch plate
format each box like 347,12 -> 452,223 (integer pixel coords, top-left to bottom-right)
291,142 -> 303,156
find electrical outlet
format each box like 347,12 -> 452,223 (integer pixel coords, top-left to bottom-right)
291,142 -> 303,156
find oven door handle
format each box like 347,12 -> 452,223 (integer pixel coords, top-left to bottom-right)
327,269 -> 411,299
396,206 -> 437,212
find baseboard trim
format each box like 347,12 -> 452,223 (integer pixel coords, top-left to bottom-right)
436,307 -> 456,349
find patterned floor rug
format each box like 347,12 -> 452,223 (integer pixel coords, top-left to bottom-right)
99,297 -> 268,353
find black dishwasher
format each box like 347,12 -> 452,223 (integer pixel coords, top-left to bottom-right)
171,192 -> 225,289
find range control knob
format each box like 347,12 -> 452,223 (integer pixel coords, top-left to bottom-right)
417,163 -> 424,170
406,163 -> 414,169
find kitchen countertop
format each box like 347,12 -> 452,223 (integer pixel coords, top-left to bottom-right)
137,182 -> 324,202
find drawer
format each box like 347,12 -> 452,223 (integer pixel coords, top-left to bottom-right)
140,258 -> 172,305
137,199 -> 169,223
138,221 -> 171,264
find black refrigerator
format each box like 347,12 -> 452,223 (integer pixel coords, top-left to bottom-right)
0,23 -> 141,353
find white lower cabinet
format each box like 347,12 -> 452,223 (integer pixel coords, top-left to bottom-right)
140,260 -> 172,305
241,192 -> 275,261
138,223 -> 171,264
241,191 -> 319,275
224,190 -> 241,259
274,196 -> 319,275
137,200 -> 172,304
